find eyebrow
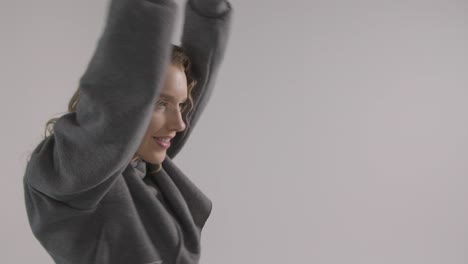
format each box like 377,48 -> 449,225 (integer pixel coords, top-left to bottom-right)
159,93 -> 187,103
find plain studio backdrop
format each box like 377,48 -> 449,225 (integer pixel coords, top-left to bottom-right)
2,0 -> 468,263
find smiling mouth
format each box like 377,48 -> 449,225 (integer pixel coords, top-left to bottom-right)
152,137 -> 171,149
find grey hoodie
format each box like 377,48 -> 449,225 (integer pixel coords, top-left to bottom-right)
22,0 -> 232,263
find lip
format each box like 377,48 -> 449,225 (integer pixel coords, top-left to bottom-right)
153,137 -> 171,149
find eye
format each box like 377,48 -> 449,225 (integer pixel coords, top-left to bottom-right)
155,99 -> 168,109
179,102 -> 188,112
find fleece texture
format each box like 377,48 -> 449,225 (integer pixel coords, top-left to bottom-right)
22,0 -> 232,263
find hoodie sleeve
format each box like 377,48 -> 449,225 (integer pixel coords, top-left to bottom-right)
167,0 -> 233,158
24,0 -> 177,210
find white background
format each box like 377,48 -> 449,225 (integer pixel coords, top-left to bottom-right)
2,0 -> 468,263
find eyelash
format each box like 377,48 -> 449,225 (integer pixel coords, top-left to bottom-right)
156,100 -> 168,107
155,99 -> 187,111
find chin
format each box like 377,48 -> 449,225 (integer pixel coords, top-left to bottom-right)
143,153 -> 166,165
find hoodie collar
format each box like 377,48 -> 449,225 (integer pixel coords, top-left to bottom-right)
129,158 -> 147,179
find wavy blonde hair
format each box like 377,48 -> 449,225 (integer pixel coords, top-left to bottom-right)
44,45 -> 197,173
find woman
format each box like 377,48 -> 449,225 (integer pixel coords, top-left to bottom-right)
22,0 -> 232,263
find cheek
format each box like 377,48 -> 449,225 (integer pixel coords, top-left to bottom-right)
146,112 -> 165,132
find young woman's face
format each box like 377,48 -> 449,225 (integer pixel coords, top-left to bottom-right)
134,64 -> 188,164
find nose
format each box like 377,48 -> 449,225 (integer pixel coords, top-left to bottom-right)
169,110 -> 186,132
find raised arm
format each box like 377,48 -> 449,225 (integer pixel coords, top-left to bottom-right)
24,0 -> 177,210
167,0 -> 233,158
